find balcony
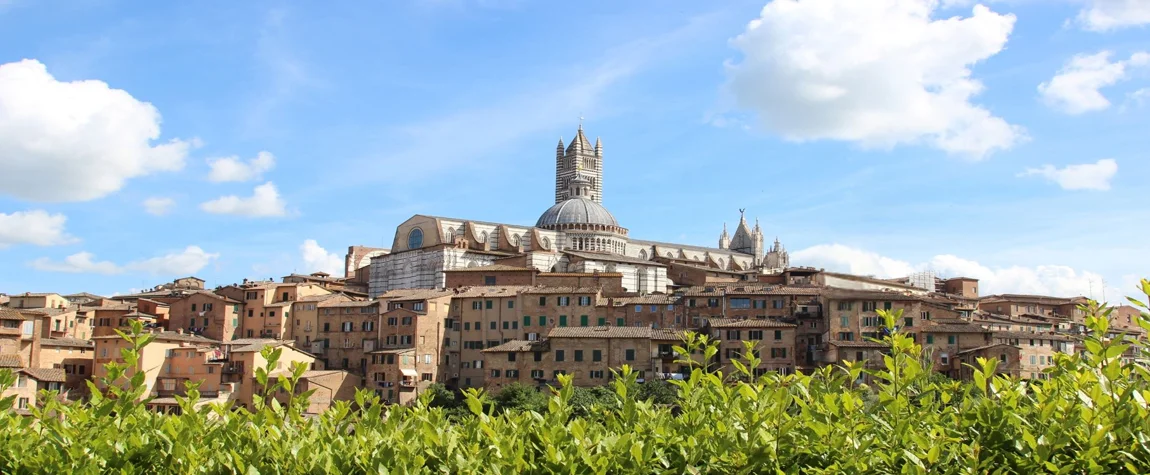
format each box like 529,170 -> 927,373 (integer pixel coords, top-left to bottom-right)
221,363 -> 245,374
398,379 -> 417,389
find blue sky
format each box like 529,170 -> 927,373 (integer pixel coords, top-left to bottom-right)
0,0 -> 1147,301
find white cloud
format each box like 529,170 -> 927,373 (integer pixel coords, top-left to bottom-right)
0,59 -> 194,202
794,243 -> 1124,300
207,151 -> 276,182
1077,0 -> 1150,31
1019,159 -> 1118,191
199,182 -> 287,217
125,245 -> 218,275
30,251 -> 121,274
30,245 -> 218,276
1038,51 -> 1149,114
142,197 -> 175,216
723,0 -> 1022,158
300,239 -> 345,276
0,210 -> 77,248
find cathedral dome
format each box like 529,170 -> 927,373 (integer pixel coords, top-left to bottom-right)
535,197 -> 619,228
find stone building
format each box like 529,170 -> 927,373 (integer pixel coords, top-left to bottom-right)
706,318 -> 798,376
366,125 -> 790,296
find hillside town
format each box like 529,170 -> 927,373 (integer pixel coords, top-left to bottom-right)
2,125 -> 1144,415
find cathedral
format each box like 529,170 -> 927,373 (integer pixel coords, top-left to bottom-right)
366,125 -> 789,296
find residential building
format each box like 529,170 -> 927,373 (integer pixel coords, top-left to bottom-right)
315,299 -> 382,374
215,282 -> 332,339
481,326 -> 657,391
38,338 -> 94,398
289,293 -> 350,349
706,318 -> 797,376
6,292 -> 70,310
450,286 -> 525,389
991,331 -> 1076,380
165,291 -> 244,342
266,370 -> 359,414
366,290 -> 453,402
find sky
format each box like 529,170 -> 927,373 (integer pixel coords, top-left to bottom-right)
0,0 -> 1147,302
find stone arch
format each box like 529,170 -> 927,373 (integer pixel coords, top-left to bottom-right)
639,249 -> 648,260
479,231 -> 488,245
446,227 -> 456,243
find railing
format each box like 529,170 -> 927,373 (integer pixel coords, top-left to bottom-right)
222,364 -> 244,374
398,380 -> 417,388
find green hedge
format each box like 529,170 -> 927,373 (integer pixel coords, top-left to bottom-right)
2,281 -> 1150,474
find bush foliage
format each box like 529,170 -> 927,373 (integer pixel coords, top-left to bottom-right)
2,280 -> 1150,473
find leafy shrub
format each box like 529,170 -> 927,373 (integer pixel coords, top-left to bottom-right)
0,280 -> 1149,473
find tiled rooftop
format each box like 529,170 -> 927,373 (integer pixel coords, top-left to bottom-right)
547,326 -> 652,339
707,318 -> 796,329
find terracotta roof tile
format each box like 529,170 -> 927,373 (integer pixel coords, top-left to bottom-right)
707,318 -> 796,329
547,326 -> 652,339
920,324 -> 993,334
0,307 -> 31,320
828,341 -> 888,349
20,368 -> 66,382
377,289 -> 455,301
482,340 -> 550,352
449,286 -> 529,298
610,295 -> 678,306
520,286 -> 601,295
0,354 -> 24,368
41,338 -> 93,348
317,299 -> 379,308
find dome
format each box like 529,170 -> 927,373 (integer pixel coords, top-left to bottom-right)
536,197 -> 619,228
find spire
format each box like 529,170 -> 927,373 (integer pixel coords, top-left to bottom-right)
557,137 -> 564,149
719,223 -> 730,250
754,218 -> 762,234
739,208 -> 746,224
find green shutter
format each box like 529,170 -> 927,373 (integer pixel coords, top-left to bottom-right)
523,316 -> 530,327
617,318 -> 625,326
598,317 -> 606,326
559,315 -> 567,327
539,316 -> 546,326
580,315 -> 588,326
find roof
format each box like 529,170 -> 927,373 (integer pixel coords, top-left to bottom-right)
628,238 -> 734,256
0,307 -> 31,320
369,347 -> 416,355
610,294 -> 678,306
547,326 -> 652,339
828,341 -> 889,349
707,318 -> 796,329
449,286 -> 528,298
519,286 -> 600,295
679,286 -> 725,297
0,354 -> 24,368
269,370 -> 347,379
920,324 -> 992,334
20,307 -> 73,316
980,294 -> 1086,305
93,331 -> 220,345
41,338 -> 94,348
297,294 -> 346,303
563,250 -> 666,267
651,329 -> 690,342
482,340 -> 550,353
14,292 -> 62,297
957,343 -> 1017,355
317,299 -> 379,308
444,264 -> 535,273
20,368 -> 66,382
230,340 -> 293,353
63,292 -> 106,300
992,331 -> 1076,342
376,289 -> 454,301
536,196 -> 619,228
822,272 -> 924,291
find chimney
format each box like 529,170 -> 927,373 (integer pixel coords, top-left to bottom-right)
176,328 -> 184,334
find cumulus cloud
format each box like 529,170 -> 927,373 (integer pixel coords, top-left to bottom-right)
1019,159 -> 1118,191
1039,51 -> 1149,114
125,245 -> 219,275
793,244 -> 1123,300
30,251 -> 121,274
0,59 -> 195,202
1077,0 -> 1150,31
199,182 -> 287,217
723,0 -> 1022,158
0,210 -> 77,248
30,245 -> 219,276
143,197 -> 175,216
207,151 -> 276,182
300,239 -> 345,276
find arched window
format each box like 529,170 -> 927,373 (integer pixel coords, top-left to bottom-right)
542,237 -> 551,250
446,227 -> 456,242
407,228 -> 424,249
512,234 -> 522,247
638,249 -> 648,260
480,231 -> 488,245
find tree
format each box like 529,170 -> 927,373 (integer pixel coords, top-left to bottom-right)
492,382 -> 546,413
637,380 -> 678,405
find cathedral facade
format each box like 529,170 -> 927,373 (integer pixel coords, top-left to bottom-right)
367,125 -> 789,297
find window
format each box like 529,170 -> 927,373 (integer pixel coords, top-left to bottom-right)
523,316 -> 531,327
407,228 -> 424,249
592,350 -> 602,362
539,316 -> 546,326
556,350 -> 565,362
616,318 -> 625,326
590,370 -> 605,379
472,301 -> 481,310
558,297 -> 571,307
730,298 -> 751,309
191,304 -> 197,312
248,310 -> 254,317
770,348 -> 787,359
883,302 -> 892,310
579,296 -> 591,306
862,302 -> 876,312
559,315 -> 567,327
342,322 -> 353,332
508,353 -> 516,362
688,299 -> 696,308
837,302 -> 853,311
625,349 -> 635,361
538,296 -> 546,306
748,330 -> 763,340
574,350 -> 584,362
531,369 -> 544,379
413,302 -> 425,312
507,301 -> 515,309
597,317 -> 606,326
773,299 -> 784,309
948,335 -> 956,345
926,335 -> 934,344
402,317 -> 413,325
903,317 -> 913,328
485,300 -> 493,310
635,305 -> 643,313
840,316 -> 849,327
580,315 -> 588,326
774,330 -> 783,340
484,276 -> 497,286
753,300 -> 766,309
490,321 -> 497,330
421,373 -> 432,381
837,332 -> 854,341
17,398 -> 29,410
707,298 -> 719,308
940,354 -> 950,366
921,311 -> 931,320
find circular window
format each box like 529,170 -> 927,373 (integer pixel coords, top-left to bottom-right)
542,237 -> 551,250
407,228 -> 424,249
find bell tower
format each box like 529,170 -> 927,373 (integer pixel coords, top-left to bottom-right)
554,120 -> 603,204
